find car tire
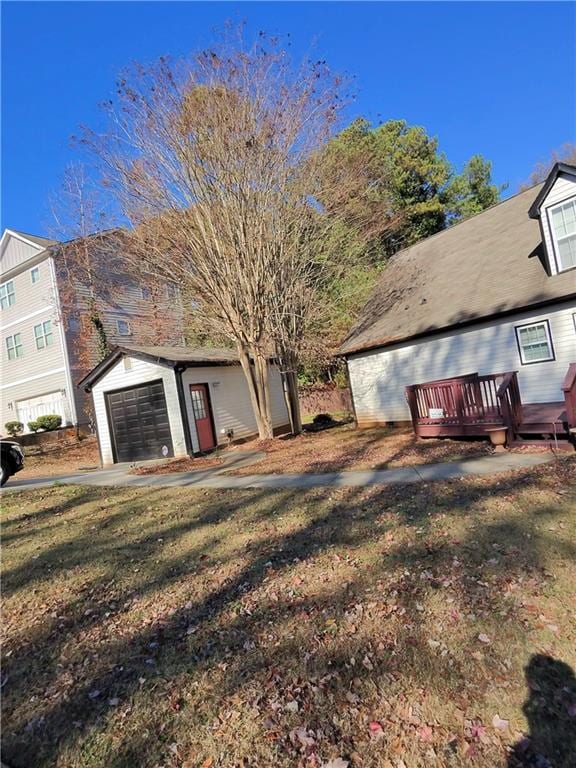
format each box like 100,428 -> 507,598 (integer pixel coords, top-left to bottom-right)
0,464 -> 9,487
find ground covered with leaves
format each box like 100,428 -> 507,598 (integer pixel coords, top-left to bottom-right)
19,436 -> 100,479
2,457 -> 575,768
230,425 -> 493,475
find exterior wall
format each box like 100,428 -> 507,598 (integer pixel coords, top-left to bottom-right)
1,369 -> 72,432
182,364 -> 290,451
541,174 -> 576,275
0,234 -> 44,274
90,357 -> 187,465
347,301 -> 576,426
1,249 -> 71,432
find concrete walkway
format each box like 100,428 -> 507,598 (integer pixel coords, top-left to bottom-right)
3,452 -> 553,492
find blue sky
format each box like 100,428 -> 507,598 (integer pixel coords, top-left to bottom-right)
2,1 -> 574,235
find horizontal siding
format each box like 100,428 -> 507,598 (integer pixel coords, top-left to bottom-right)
91,358 -> 187,465
1,306 -> 66,380
0,235 -> 44,275
541,175 -> 576,275
1,369 -> 70,431
182,365 -> 290,450
348,301 -> 576,424
1,255 -> 56,328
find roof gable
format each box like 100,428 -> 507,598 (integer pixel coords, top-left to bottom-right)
528,163 -> 576,219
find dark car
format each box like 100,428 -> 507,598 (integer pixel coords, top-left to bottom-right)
1,439 -> 24,486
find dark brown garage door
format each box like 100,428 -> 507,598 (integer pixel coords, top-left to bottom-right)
106,380 -> 174,463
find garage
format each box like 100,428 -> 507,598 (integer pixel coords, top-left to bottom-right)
79,345 -> 291,466
106,380 -> 173,462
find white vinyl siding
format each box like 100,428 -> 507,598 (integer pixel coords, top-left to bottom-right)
1,280 -> 16,309
182,365 -> 289,452
515,321 -> 554,364
34,319 -> 54,349
550,199 -> 576,271
90,355 -> 291,464
91,357 -> 187,465
541,174 -> 576,275
5,332 -> 23,360
347,301 -> 576,425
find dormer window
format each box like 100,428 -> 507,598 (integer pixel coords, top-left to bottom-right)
550,199 -> 576,271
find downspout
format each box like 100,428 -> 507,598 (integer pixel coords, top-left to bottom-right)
174,364 -> 194,457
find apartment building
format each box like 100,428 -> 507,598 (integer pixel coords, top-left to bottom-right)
0,228 -> 184,433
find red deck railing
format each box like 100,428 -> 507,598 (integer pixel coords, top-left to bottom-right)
406,371 -> 522,439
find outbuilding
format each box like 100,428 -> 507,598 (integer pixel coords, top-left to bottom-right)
79,345 -> 291,465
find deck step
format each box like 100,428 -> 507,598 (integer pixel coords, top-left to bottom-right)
510,438 -> 574,453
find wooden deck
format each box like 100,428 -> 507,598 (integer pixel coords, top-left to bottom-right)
405,366 -> 576,445
520,402 -> 567,434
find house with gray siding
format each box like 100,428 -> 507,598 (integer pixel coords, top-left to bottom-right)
341,163 -> 576,445
0,228 -> 184,434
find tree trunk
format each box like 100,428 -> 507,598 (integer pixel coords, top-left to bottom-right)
278,348 -> 302,435
237,344 -> 274,440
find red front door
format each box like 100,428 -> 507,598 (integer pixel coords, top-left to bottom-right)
190,384 -> 216,452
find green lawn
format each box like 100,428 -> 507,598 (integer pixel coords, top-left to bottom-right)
2,456 -> 575,767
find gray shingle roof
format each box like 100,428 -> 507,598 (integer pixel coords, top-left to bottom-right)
78,345 -> 240,391
340,184 -> 576,356
120,345 -> 239,364
12,230 -> 57,249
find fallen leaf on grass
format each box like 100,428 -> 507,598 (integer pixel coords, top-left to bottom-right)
492,714 -> 509,730
418,725 -> 433,742
478,633 -> 491,644
321,760 -> 349,768
369,721 -> 384,741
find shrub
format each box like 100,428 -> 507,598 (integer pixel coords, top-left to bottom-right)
313,413 -> 333,426
4,421 -> 24,437
28,420 -> 41,433
35,414 -> 62,432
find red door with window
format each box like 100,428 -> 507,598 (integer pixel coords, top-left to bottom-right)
190,384 -> 216,452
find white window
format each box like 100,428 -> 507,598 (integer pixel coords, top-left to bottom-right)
550,199 -> 576,271
31,266 -> 40,284
117,319 -> 131,336
34,320 -> 54,350
6,333 -> 23,360
0,280 -> 15,309
515,320 -> 554,364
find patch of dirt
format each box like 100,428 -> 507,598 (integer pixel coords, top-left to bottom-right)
18,436 -> 100,479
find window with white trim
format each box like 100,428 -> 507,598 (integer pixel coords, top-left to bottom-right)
117,319 -> 131,336
515,320 -> 554,364
34,320 -> 54,350
550,198 -> 576,271
0,280 -> 15,309
6,333 -> 23,360
31,266 -> 40,284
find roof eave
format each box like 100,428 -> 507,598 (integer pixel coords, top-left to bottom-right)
340,292 -> 576,358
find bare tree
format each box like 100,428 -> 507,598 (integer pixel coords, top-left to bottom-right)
520,143 -> 576,190
81,30 -> 347,439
